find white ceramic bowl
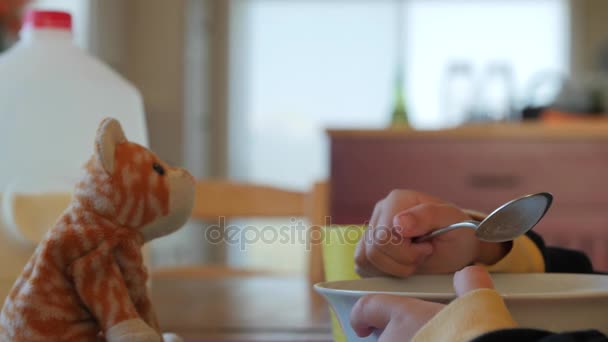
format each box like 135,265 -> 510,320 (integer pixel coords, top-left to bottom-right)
315,274 -> 608,341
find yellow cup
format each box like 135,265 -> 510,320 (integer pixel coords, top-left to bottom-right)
321,225 -> 365,342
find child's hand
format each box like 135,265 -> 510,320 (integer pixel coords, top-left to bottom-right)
453,265 -> 494,295
350,266 -> 494,341
355,190 -> 508,277
350,294 -> 444,342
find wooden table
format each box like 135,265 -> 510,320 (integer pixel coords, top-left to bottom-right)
150,275 -> 332,341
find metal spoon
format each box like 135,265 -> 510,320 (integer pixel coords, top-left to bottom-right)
413,192 -> 553,243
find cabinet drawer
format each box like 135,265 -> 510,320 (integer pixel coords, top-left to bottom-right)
330,137 -> 608,224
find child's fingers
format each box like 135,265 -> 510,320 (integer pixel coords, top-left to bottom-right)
453,265 -> 494,296
375,190 -> 423,238
366,203 -> 434,266
356,235 -> 431,277
377,237 -> 433,265
363,235 -> 415,277
393,204 -> 470,239
350,294 -> 400,337
354,239 -> 387,278
357,190 -> 471,278
368,199 -> 384,230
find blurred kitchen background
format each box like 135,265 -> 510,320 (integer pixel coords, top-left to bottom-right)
8,0 -> 608,275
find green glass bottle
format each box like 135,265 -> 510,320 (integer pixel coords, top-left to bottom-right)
390,66 -> 408,127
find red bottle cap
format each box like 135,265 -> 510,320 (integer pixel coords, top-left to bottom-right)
23,10 -> 72,30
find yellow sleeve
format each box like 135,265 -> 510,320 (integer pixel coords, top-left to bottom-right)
479,235 -> 545,273
412,289 -> 517,342
463,209 -> 545,273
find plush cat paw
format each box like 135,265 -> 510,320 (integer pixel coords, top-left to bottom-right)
163,332 -> 184,342
106,319 -> 161,342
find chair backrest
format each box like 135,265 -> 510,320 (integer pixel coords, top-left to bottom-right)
192,179 -> 329,284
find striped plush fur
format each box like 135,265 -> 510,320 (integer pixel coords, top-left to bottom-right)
0,118 -> 195,342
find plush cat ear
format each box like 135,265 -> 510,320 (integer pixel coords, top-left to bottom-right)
95,118 -> 127,174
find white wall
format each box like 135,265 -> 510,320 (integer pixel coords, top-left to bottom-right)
85,0 -> 224,267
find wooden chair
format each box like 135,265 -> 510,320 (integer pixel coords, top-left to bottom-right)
152,179 -> 329,285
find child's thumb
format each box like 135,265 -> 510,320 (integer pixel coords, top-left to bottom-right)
453,265 -> 494,297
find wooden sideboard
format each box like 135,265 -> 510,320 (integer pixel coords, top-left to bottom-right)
328,122 -> 608,271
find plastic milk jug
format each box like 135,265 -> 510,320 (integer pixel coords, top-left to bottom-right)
0,9 -> 148,306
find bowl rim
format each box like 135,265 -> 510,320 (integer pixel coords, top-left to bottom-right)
314,273 -> 608,301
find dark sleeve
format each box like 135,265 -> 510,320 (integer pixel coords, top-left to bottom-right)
525,230 -> 595,274
471,328 -> 607,342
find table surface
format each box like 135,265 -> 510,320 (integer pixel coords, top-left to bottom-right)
150,274 -> 333,341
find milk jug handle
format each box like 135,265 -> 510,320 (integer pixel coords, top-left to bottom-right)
1,183 -> 38,248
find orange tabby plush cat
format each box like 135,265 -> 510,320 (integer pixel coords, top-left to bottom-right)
0,118 -> 195,342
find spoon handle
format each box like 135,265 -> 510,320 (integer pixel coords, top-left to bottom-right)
412,220 -> 480,243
